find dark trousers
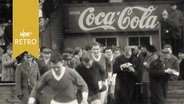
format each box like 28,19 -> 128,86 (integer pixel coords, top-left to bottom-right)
115,81 -> 134,104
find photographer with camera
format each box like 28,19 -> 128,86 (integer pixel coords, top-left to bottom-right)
113,47 -> 142,104
149,49 -> 179,104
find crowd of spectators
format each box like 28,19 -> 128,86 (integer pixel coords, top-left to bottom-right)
0,41 -> 184,104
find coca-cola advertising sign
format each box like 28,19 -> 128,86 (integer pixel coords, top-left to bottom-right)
66,4 -> 169,33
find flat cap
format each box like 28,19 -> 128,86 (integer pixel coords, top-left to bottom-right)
42,48 -> 52,53
65,48 -> 73,53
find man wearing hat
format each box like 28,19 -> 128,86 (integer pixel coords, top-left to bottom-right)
1,43 -> 17,82
64,48 -> 75,68
37,47 -> 53,104
149,49 -> 179,104
160,9 -> 176,52
16,52 -> 40,104
160,2 -> 184,54
163,44 -> 180,80
38,47 -> 52,76
170,3 -> 183,54
113,47 -> 142,104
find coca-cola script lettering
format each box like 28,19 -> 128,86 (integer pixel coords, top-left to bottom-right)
78,6 -> 158,31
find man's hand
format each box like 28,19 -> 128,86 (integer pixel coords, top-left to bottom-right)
128,67 -> 135,72
127,62 -> 133,67
170,69 -> 179,76
28,97 -> 35,104
165,68 -> 172,74
81,92 -> 88,104
120,63 -> 127,70
120,63 -> 133,70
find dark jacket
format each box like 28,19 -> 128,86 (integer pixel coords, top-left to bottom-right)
38,59 -> 52,76
113,55 -> 141,104
113,55 -> 142,83
149,58 -> 170,104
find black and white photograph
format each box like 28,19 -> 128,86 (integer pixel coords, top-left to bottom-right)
0,0 -> 184,104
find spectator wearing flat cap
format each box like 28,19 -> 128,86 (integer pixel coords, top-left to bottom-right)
62,53 -> 75,69
63,48 -> 75,68
1,43 -> 17,82
142,45 -> 158,82
65,47 -> 74,59
178,49 -> 184,80
37,47 -> 54,104
141,45 -> 158,104
16,52 -> 40,104
163,44 -> 180,80
38,47 -> 52,76
164,44 -> 179,61
149,49 -> 174,104
71,47 -> 83,69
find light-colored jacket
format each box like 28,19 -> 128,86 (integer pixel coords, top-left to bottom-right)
16,61 -> 40,104
1,53 -> 15,81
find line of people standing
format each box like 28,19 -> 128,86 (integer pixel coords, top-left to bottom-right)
1,42 -> 184,104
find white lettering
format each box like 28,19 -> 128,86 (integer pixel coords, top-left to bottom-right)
14,39 -> 37,45
20,29 -> 32,38
103,12 -> 115,25
95,12 -> 105,25
15,39 -> 19,44
130,16 -> 139,29
79,7 -> 116,31
78,6 -> 158,31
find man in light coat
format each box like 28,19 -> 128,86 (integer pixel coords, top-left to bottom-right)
1,44 -> 17,82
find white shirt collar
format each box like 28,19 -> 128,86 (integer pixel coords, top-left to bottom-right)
52,67 -> 66,81
44,58 -> 50,65
110,55 -> 113,62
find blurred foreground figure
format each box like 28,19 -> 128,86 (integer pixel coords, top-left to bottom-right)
76,53 -> 107,104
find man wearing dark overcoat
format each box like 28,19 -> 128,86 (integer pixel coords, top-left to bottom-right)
113,47 -> 142,104
149,49 -> 179,104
